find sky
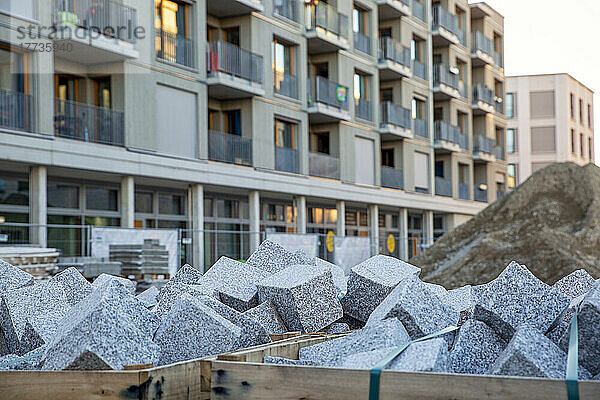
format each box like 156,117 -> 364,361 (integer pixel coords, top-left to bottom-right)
468,0 -> 600,163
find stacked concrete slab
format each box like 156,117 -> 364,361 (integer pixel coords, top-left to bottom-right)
109,239 -> 169,276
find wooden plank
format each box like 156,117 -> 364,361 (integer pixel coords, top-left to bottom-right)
210,361 -> 600,400
140,359 -> 205,400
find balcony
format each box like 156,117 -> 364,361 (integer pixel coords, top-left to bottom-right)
307,76 -> 351,123
207,41 -> 264,99
472,85 -> 495,115
376,0 -> 410,20
471,32 -> 494,66
52,0 -> 139,64
413,118 -> 428,139
379,102 -> 412,140
355,99 -> 374,122
208,130 -> 252,167
459,183 -> 469,200
354,32 -> 372,55
435,177 -> 452,197
207,0 -> 263,17
0,89 -> 34,133
473,135 -> 496,162
413,60 -> 427,81
434,121 -> 467,152
156,29 -> 195,69
412,0 -> 426,23
433,64 -> 460,100
381,166 -> 404,190
431,5 -> 461,47
275,147 -> 299,174
378,38 -> 412,80
304,3 -> 349,54
274,0 -> 300,23
274,72 -> 298,99
474,188 -> 488,203
54,99 -> 124,146
494,145 -> 506,161
309,152 -> 339,180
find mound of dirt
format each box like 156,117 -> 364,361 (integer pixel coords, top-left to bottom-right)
412,162 -> 600,288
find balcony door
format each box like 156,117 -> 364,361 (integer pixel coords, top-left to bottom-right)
94,77 -> 113,143
0,45 -> 29,131
55,74 -> 80,139
155,0 -> 191,66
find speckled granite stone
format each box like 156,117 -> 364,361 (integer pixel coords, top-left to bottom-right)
315,258 -> 348,294
136,286 -> 159,308
0,260 -> 34,294
324,323 -> 351,334
552,269 -> 596,300
242,301 -> 287,334
53,267 -> 92,306
246,240 -> 305,274
92,273 -> 136,295
0,345 -> 46,370
264,356 -> 317,366
449,319 -> 506,375
156,264 -> 203,303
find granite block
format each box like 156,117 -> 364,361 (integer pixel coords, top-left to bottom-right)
449,319 -> 506,375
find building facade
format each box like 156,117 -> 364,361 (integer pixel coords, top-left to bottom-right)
0,0 -> 506,270
506,74 -> 595,187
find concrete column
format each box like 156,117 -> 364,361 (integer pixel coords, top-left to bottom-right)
29,166 -> 47,247
249,190 -> 261,252
368,204 -> 379,256
120,176 -> 135,228
191,184 -> 205,272
424,210 -> 434,249
399,208 -> 408,261
336,200 -> 345,237
296,196 -> 307,234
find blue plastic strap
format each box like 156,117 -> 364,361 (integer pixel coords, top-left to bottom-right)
368,325 -> 458,400
0,351 -> 44,369
566,309 -> 579,400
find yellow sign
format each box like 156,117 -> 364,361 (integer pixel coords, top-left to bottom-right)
326,231 -> 335,253
387,234 -> 395,254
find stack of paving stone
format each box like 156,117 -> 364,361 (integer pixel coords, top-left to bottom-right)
109,239 -> 169,277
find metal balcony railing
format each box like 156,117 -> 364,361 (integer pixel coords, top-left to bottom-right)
0,89 -> 33,132
354,31 -> 371,55
275,146 -> 299,174
355,99 -> 373,121
305,2 -> 348,40
413,118 -> 428,138
413,60 -> 426,80
381,166 -> 404,190
309,152 -> 339,179
473,85 -> 494,106
273,0 -> 300,23
435,121 -> 466,148
378,37 -> 411,68
435,177 -> 452,197
472,31 -> 493,57
474,135 -> 495,154
432,5 -> 461,39
274,71 -> 298,99
433,64 -> 459,90
494,145 -> 505,161
307,76 -> 349,111
53,0 -> 137,43
156,29 -> 195,68
54,99 -> 124,146
208,130 -> 252,166
475,188 -> 487,202
207,40 -> 264,85
459,183 -> 469,200
380,102 -> 411,130
412,0 -> 425,22
494,51 -> 503,67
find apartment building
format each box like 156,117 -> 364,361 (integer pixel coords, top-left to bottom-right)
506,74 -> 595,187
0,0 -> 506,270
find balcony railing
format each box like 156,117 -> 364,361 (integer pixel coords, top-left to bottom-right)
355,99 -> 373,121
494,145 -> 505,161
156,29 -> 195,68
54,98 -> 124,146
309,152 -> 339,179
435,121 -> 467,149
0,89 -> 33,132
474,135 -> 495,154
53,0 -> 137,43
413,118 -> 428,138
433,64 -> 459,90
380,102 -> 411,130
208,130 -> 252,166
413,60 -> 426,80
472,31 -> 493,57
435,177 -> 452,197
207,40 -> 263,85
432,5 -> 461,39
274,71 -> 298,99
354,32 -> 371,55
459,183 -> 469,200
305,2 -> 348,40
274,0 -> 300,23
275,146 -> 299,174
307,76 -> 349,111
378,37 -> 411,68
495,99 -> 504,114
494,51 -> 503,67
412,0 -> 425,22
475,188 -> 487,202
473,85 -> 494,106
381,166 -> 404,190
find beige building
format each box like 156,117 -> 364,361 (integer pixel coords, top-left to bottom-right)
506,74 -> 595,187
0,0 -> 506,269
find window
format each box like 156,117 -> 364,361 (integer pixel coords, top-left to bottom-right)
224,110 -> 241,135
159,193 -> 185,215
459,164 -> 468,185
588,104 -> 593,127
589,137 -> 593,160
353,71 -> 369,101
275,119 -> 296,149
531,127 -> 556,153
457,60 -> 467,93
0,176 -> 28,206
48,183 -> 79,209
135,192 -> 153,214
571,129 -> 576,154
94,78 -> 112,109
414,152 -> 430,192
412,98 -> 425,120
272,37 -> 295,93
381,149 -> 394,168
155,0 -> 192,66
411,35 -> 424,63
352,5 -> 368,36
579,99 -> 583,123
433,107 -> 443,122
495,127 -> 504,149
380,88 -> 393,103
506,129 -> 516,153
435,161 -> 444,178
311,132 -> 330,154
457,112 -> 467,134
455,6 -> 465,31
506,93 -> 515,118
354,137 -> 375,185
507,164 -> 517,190
570,93 -> 575,118
580,133 -> 584,157
530,91 -> 555,119
86,187 -> 118,211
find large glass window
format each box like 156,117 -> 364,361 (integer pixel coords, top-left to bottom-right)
158,193 -> 185,215
86,187 -> 118,211
412,98 -> 425,120
155,0 -> 192,65
48,183 -> 79,209
506,93 -> 515,118
275,119 -> 296,149
0,176 -> 28,206
0,46 -> 25,93
273,38 -> 294,87
311,132 -> 330,154
135,191 -> 153,213
507,164 -> 517,190
353,71 -> 368,101
507,129 -> 516,153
